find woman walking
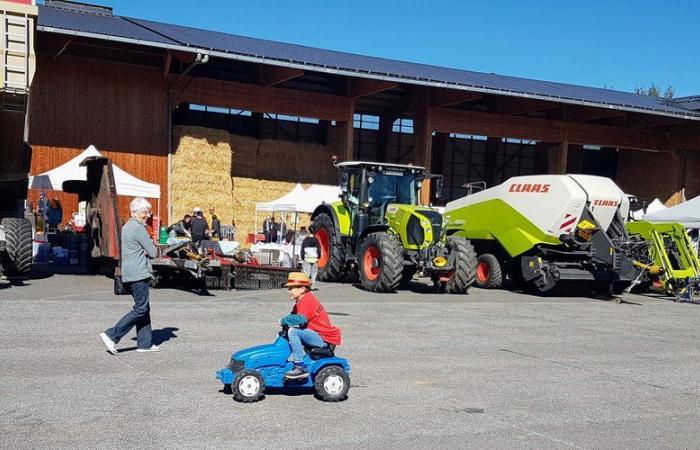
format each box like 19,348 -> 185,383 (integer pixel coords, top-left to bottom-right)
100,197 -> 161,354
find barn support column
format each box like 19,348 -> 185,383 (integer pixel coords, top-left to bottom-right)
337,98 -> 356,161
377,112 -> 397,162
412,88 -> 433,204
548,141 -> 569,174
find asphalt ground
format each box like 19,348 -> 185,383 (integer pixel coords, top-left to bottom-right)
1,273 -> 699,449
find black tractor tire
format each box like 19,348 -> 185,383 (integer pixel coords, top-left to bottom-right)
1,218 -> 32,279
444,236 -> 477,294
475,253 -> 503,289
314,365 -> 350,402
312,213 -> 345,282
232,370 -> 265,403
358,232 -> 403,292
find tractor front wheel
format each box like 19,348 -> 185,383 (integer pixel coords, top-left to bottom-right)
475,253 -> 503,289
358,232 -> 403,292
444,236 -> 477,294
312,213 -> 345,282
232,370 -> 265,403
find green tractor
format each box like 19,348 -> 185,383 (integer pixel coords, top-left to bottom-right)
311,161 -> 477,293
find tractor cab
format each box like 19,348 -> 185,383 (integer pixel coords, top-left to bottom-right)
335,161 -> 441,233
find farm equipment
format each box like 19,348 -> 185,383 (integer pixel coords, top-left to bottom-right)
151,240 -> 292,290
444,174 -> 641,294
216,326 -> 351,402
625,221 -> 700,302
311,161 -> 477,293
0,1 -> 37,281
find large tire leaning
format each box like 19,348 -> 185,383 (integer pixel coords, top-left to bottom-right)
358,232 -> 403,292
445,236 -> 477,294
475,253 -> 503,289
312,213 -> 345,282
1,218 -> 32,279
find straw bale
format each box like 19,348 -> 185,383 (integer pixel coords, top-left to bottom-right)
171,126 -> 337,241
171,126 -> 234,226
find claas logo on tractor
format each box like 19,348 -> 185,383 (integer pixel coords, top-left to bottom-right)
593,199 -> 620,207
508,183 -> 551,193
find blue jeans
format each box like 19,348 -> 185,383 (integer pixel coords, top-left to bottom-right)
288,327 -> 326,363
105,279 -> 152,349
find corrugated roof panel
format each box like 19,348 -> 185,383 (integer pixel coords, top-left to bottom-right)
37,5 -> 700,119
38,5 -> 180,46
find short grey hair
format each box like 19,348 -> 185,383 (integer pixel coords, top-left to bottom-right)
129,197 -> 152,214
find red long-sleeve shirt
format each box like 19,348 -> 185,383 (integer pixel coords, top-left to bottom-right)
292,291 -> 342,346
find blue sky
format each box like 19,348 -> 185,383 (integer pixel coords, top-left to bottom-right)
66,0 -> 699,97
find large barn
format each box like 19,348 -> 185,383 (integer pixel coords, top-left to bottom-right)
26,0 -> 700,238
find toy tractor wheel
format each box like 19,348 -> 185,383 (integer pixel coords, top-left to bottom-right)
314,365 -> 350,402
358,232 -> 403,292
313,213 -> 345,282
475,253 -> 503,289
232,370 -> 265,403
444,236 -> 477,294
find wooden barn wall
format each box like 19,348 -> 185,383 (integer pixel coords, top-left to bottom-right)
27,55 -> 169,224
616,149 -> 700,206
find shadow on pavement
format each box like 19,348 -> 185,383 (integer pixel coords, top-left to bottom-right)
130,327 -> 180,346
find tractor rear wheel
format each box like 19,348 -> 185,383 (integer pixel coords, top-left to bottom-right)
444,236 -> 477,294
312,213 -> 345,282
358,232 -> 403,292
475,253 -> 503,289
1,218 -> 32,279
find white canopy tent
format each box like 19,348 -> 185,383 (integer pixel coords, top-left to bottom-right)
297,184 -> 342,213
255,183 -> 306,212
631,198 -> 667,220
644,195 -> 700,228
28,145 -> 161,199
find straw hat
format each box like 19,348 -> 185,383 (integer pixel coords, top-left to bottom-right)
284,272 -> 312,288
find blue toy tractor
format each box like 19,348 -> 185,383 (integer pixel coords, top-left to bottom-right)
216,327 -> 351,402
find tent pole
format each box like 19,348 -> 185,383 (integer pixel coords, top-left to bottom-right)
292,211 -> 298,268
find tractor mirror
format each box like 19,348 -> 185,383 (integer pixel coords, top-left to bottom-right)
434,178 -> 443,199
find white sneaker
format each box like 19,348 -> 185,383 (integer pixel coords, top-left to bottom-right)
136,345 -> 162,353
100,332 -> 118,355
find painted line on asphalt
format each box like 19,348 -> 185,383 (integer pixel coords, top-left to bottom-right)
5,290 -> 114,302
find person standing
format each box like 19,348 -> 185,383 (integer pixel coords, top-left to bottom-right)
269,215 -> 278,244
100,198 -> 161,354
262,214 -> 272,242
300,224 -> 321,288
211,214 -> 221,239
191,209 -> 210,244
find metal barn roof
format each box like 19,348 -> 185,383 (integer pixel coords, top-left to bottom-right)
37,3 -> 700,120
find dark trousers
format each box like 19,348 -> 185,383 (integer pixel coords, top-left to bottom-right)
105,279 -> 152,349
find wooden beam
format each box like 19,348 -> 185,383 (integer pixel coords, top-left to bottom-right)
493,97 -> 558,115
431,107 -> 669,152
429,88 -> 482,107
179,78 -> 354,121
162,52 -> 172,78
626,113 -> 686,129
348,78 -> 397,98
548,142 -> 568,174
566,105 -> 626,122
413,88 -> 433,169
376,112 -> 398,162
260,66 -> 304,87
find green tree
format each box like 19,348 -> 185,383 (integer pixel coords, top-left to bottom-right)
634,83 -> 674,99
